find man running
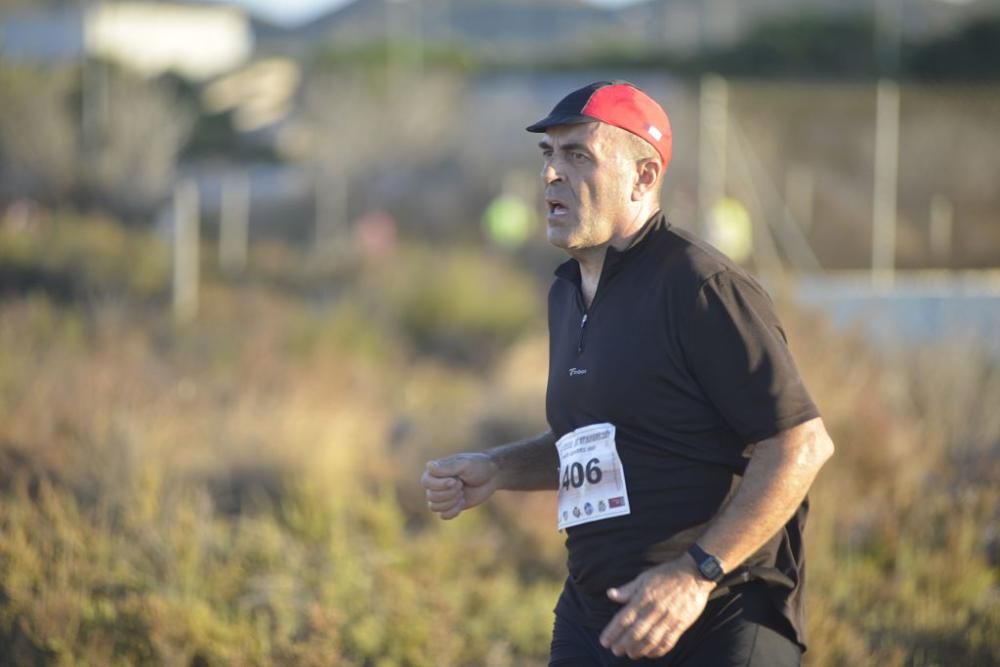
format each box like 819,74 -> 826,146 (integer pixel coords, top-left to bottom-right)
422,81 -> 834,666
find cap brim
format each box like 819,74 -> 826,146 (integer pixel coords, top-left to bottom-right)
525,112 -> 595,133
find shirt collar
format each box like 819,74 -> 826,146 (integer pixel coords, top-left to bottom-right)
553,210 -> 668,285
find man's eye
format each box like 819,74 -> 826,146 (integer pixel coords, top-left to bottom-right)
572,152 -> 588,162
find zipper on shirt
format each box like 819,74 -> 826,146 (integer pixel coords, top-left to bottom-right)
572,285 -> 591,355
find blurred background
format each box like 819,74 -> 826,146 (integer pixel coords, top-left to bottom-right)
0,0 -> 998,665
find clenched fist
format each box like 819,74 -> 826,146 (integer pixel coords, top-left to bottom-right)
421,453 -> 499,520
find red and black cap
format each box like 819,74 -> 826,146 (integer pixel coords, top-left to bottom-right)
526,80 -> 672,167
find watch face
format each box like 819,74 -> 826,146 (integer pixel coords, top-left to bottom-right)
700,557 -> 724,582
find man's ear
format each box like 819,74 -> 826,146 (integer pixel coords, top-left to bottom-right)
632,158 -> 663,201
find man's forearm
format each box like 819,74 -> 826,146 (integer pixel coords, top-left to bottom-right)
696,417 -> 834,572
486,430 -> 560,491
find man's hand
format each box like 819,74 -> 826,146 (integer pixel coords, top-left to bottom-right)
422,453 -> 499,520
599,557 -> 715,660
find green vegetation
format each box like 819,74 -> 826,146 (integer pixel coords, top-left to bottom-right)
699,14 -> 879,79
0,214 -> 170,301
905,15 -> 1000,81
312,40 -> 477,74
0,216 -> 997,665
699,12 -> 1000,81
376,12 -> 1000,81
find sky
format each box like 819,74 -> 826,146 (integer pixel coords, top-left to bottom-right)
222,0 -> 643,27
221,0 -> 349,25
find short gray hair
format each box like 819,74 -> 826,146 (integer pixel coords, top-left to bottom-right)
605,124 -> 659,163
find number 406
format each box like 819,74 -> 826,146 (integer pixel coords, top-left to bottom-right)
562,457 -> 602,490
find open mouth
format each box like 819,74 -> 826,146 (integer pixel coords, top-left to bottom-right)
547,200 -> 569,216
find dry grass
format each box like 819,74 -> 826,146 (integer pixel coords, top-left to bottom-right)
0,215 -> 996,665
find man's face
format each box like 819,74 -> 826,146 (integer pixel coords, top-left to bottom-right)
538,122 -> 635,252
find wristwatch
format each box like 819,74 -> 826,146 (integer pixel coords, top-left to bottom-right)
687,543 -> 725,583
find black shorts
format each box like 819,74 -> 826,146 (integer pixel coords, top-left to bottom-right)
549,581 -> 802,667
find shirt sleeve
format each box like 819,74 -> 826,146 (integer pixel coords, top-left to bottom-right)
679,271 -> 820,444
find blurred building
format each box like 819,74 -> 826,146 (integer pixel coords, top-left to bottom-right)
0,2 -> 253,80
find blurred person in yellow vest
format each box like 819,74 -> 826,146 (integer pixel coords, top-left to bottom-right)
483,172 -> 538,250
706,197 -> 753,265
483,193 -> 535,250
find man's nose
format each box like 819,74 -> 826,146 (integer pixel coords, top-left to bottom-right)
541,160 -> 562,185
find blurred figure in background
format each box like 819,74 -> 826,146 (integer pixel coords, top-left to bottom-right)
422,81 -> 834,666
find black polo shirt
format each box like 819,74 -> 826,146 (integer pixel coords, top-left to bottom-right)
546,212 -> 819,649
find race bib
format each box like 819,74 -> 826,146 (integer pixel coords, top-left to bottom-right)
556,423 -> 631,530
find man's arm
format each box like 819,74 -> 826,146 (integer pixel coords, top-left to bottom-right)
422,430 -> 559,520
599,417 -> 834,660
694,416 -> 833,572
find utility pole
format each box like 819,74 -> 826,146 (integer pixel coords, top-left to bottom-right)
80,1 -> 107,158
698,74 -> 728,238
872,0 -> 903,287
872,79 -> 900,287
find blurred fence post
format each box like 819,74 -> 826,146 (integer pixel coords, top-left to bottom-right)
698,74 -> 728,238
173,179 -> 200,323
220,170 -> 250,274
872,79 -> 900,287
313,163 -> 348,263
930,194 -> 954,267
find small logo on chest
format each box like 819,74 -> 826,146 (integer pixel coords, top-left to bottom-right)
568,367 -> 588,377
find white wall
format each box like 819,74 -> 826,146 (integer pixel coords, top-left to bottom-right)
85,3 -> 253,81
